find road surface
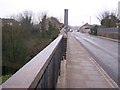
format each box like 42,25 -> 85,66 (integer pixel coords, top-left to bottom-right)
71,31 -> 119,85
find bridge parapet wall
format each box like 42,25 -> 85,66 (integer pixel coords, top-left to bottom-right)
2,34 -> 66,89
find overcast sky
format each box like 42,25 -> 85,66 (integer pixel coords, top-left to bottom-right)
0,0 -> 119,26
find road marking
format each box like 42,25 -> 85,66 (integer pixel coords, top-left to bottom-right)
89,57 -> 118,88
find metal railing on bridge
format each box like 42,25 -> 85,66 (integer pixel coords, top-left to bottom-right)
2,34 -> 66,89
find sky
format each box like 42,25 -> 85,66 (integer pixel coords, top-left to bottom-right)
0,0 -> 119,26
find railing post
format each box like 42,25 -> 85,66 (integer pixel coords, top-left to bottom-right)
63,37 -> 67,60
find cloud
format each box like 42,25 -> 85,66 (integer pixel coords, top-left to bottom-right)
0,0 -> 119,26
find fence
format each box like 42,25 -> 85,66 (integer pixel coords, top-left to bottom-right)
97,27 -> 119,39
2,35 -> 66,89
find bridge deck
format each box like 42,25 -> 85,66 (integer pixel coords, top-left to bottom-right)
57,32 -> 117,88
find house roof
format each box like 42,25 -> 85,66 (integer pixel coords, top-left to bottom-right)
2,18 -> 18,24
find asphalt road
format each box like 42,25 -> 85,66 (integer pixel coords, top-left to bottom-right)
71,31 -> 119,85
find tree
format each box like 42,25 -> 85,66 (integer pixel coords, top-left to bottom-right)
18,11 -> 34,34
97,10 -> 118,27
41,14 -> 47,38
2,24 -> 28,75
15,11 -> 35,40
18,11 -> 33,25
48,21 -> 53,36
2,11 -> 61,78
90,25 -> 99,35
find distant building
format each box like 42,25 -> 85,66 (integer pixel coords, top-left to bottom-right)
2,18 -> 18,26
79,23 -> 92,33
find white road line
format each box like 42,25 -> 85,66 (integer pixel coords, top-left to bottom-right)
89,57 -> 118,88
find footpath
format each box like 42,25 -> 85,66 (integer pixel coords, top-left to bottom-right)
57,32 -> 118,88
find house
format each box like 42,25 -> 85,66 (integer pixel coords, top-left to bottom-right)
2,18 -> 19,26
79,23 -> 92,33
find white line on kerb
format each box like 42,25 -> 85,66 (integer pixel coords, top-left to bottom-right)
89,57 -> 118,88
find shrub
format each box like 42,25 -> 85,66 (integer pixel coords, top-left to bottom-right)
90,25 -> 99,35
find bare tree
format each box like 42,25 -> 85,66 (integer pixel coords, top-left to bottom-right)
17,10 -> 33,26
97,10 -> 118,27
97,11 -> 110,21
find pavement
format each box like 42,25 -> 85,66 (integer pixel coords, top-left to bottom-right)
72,32 -> 119,84
57,32 -> 118,88
97,35 -> 119,42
